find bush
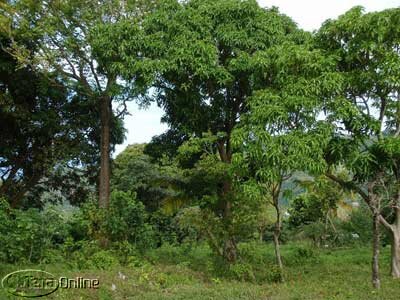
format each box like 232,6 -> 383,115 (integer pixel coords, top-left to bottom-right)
265,264 -> 284,283
238,241 -> 267,265
229,262 -> 256,282
146,243 -> 186,265
72,191 -> 157,251
88,250 -> 119,270
150,210 -> 190,246
104,191 -> 149,242
286,245 -> 320,266
0,200 -> 70,264
67,242 -> 120,270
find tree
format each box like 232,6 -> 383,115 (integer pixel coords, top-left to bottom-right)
3,0 -> 156,208
144,129 -> 189,164
107,0 -> 306,262
112,143 -> 186,212
289,174 -> 352,228
231,33 -> 334,269
0,27 -> 107,208
288,174 -> 356,247
317,6 -> 400,287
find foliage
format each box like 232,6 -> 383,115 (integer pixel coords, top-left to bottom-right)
0,201 -> 70,263
2,0 -> 400,294
106,190 -> 156,249
316,7 -> 400,281
317,6 -> 400,209
0,31 -> 102,208
112,143 -> 186,213
88,250 -> 120,270
288,176 -> 345,228
76,191 -> 156,250
149,210 -> 186,245
341,206 -> 374,245
104,0 -> 317,262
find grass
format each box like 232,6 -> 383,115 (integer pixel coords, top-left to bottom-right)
1,243 -> 399,299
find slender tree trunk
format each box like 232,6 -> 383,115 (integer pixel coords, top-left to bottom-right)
388,188 -> 400,278
370,188 -> 381,289
222,182 -> 237,263
390,208 -> 400,278
99,96 -> 111,209
273,204 -> 283,270
259,226 -> 265,242
205,227 -> 224,258
273,231 -> 283,269
390,228 -> 400,278
379,214 -> 400,278
271,180 -> 284,271
372,212 -> 381,288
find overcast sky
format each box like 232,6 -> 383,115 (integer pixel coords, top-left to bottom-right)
114,0 -> 400,156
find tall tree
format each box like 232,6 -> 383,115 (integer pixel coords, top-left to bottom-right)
232,34 -> 335,269
317,6 -> 400,286
106,0 -> 304,262
0,28 -> 106,208
3,0 -> 156,208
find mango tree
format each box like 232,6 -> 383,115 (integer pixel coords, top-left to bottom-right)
317,6 -> 400,287
232,36 -> 335,269
104,0 -> 306,262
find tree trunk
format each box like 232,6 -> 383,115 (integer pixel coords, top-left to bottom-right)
222,183 -> 237,263
327,172 -> 400,281
273,209 -> 283,270
99,96 -> 111,208
390,191 -> 400,278
372,213 -> 381,288
272,181 -> 283,270
217,140 -> 237,263
223,236 -> 237,263
379,214 -> 400,279
259,227 -> 264,242
390,226 -> 400,278
273,231 -> 283,270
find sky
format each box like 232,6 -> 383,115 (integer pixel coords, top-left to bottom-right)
114,0 -> 400,156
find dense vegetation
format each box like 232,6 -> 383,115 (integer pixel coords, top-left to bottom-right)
1,0 -> 400,298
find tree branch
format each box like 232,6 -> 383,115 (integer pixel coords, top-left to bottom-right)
325,172 -> 370,204
379,215 -> 393,231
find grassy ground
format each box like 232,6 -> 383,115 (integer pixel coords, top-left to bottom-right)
1,244 -> 399,299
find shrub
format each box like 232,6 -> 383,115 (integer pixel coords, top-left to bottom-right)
0,200 -> 70,264
88,250 -> 119,270
150,210 -> 189,246
72,191 -> 157,251
229,262 -> 256,282
146,243 -> 185,265
265,264 -> 284,283
285,245 -> 320,267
